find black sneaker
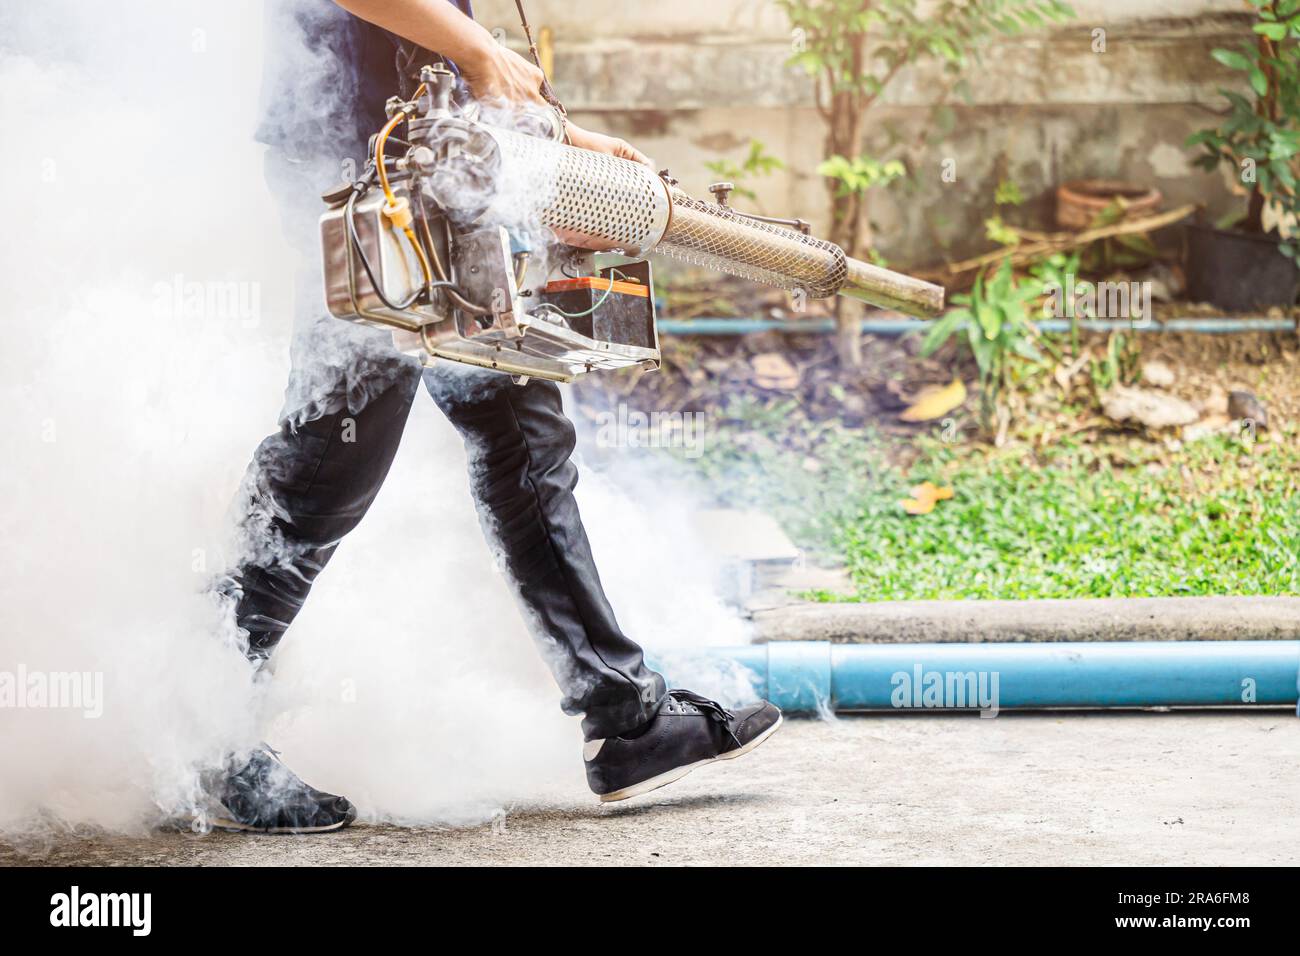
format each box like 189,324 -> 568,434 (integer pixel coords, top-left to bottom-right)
208,746 -> 358,834
584,690 -> 782,802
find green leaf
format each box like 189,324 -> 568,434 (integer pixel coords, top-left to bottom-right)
919,309 -> 967,357
1212,48 -> 1253,72
1254,22 -> 1289,40
976,300 -> 1001,341
1249,66 -> 1269,96
1214,208 -> 1248,230
994,178 -> 1025,206
1114,233 -> 1159,257
1013,337 -> 1043,361
1219,90 -> 1254,113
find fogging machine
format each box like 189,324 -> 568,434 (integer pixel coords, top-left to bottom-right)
320,63 -> 944,383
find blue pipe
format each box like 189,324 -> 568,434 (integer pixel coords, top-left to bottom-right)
657,316 -> 1297,336
672,641 -> 1300,714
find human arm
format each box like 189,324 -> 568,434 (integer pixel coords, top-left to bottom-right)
333,0 -> 652,166
333,0 -> 547,105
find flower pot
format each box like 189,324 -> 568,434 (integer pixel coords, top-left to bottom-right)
1184,222 -> 1299,312
1055,179 -> 1162,230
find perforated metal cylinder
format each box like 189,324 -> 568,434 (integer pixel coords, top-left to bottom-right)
656,192 -> 848,299
423,120 -> 943,316
441,123 -> 673,256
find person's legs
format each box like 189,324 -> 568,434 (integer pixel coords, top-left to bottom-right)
208,371 -> 420,832
424,365 -> 666,740
223,366 -> 423,662
424,364 -> 781,802
209,34 -> 424,827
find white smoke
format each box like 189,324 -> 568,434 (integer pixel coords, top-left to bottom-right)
0,0 -> 750,842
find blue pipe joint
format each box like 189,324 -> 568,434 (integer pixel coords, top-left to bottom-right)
762,640 -> 832,713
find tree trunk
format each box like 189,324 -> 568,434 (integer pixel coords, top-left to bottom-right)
826,90 -> 864,368
823,33 -> 868,369
834,298 -> 864,367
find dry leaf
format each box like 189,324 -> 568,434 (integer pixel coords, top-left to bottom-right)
899,378 -> 966,422
900,481 -> 954,515
750,352 -> 800,390
1054,351 -> 1090,392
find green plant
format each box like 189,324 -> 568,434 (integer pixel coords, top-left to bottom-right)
825,434 -> 1300,600
1079,199 -> 1160,272
983,178 -> 1027,246
994,177 -> 1025,207
775,0 -> 1074,366
697,405 -> 1300,601
1029,250 -> 1091,353
1087,330 -> 1140,392
1185,0 -> 1300,265
984,213 -> 1021,247
919,258 -> 1045,431
816,154 -> 906,200
704,139 -> 785,203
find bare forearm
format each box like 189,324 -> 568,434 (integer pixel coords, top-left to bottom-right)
332,0 -> 495,71
332,0 -> 645,162
333,0 -> 546,105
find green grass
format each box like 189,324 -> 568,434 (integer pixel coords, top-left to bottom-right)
689,397 -> 1300,600
826,435 -> 1300,600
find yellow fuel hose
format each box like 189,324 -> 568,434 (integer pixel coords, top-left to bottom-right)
376,85 -> 432,288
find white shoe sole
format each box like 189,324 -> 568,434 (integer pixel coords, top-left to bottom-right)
597,714 -> 784,803
207,816 -> 356,835
201,802 -> 358,835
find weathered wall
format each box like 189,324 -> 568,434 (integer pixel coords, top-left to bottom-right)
475,0 -> 1255,265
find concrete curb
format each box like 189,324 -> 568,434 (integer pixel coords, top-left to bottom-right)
750,596 -> 1300,644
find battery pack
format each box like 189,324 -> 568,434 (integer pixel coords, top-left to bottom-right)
536,265 -> 655,350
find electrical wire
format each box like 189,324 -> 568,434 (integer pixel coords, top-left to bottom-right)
344,84 -> 504,324
344,188 -> 421,311
411,187 -> 493,317
342,170 -> 461,313
532,269 -> 628,321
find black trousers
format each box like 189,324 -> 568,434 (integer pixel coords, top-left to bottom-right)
226,360 -> 666,740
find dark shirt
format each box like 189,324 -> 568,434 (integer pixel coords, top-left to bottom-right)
256,0 -> 474,162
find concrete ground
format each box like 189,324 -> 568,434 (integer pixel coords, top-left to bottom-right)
5,711 -> 1299,866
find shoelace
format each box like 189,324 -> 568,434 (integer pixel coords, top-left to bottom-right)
668,690 -> 742,748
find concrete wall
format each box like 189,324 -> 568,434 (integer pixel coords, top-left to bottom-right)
476,0 -> 1256,265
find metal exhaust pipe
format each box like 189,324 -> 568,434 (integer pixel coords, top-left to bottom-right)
657,188 -> 944,317
425,122 -> 945,318
840,255 -> 946,317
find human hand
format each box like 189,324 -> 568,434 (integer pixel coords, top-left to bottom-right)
565,122 -> 652,167
459,43 -> 548,107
